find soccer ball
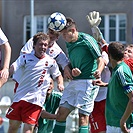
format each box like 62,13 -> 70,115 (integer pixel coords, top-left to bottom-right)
48,12 -> 67,31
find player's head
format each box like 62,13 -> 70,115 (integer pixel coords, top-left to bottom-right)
124,44 -> 133,59
47,28 -> 60,45
108,42 -> 125,61
47,78 -> 54,97
33,32 -> 50,57
61,17 -> 78,43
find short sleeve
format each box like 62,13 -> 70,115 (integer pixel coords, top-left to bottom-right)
0,28 -> 8,45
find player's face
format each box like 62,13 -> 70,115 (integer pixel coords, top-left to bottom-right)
61,28 -> 73,43
34,39 -> 49,58
124,47 -> 133,59
47,79 -> 54,95
47,29 -> 60,45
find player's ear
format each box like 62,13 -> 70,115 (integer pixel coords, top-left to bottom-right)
70,28 -> 75,33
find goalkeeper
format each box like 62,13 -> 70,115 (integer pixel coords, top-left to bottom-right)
87,11 -> 110,133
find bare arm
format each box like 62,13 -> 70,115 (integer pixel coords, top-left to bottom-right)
93,57 -> 105,79
1,42 -> 11,70
0,42 -> 11,87
41,109 -> 57,120
120,92 -> 133,133
56,75 -> 64,92
9,65 -> 14,77
92,79 -> 108,87
63,64 -> 73,80
0,42 -> 11,78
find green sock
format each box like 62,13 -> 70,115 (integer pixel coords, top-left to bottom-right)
53,121 -> 66,133
79,125 -> 89,133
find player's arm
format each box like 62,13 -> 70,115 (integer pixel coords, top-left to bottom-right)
41,109 -> 57,120
86,11 -> 108,53
0,42 -> 11,78
120,91 -> 133,133
64,64 -> 73,80
93,56 -> 105,79
0,42 -> 11,88
55,52 -> 73,80
92,78 -> 108,87
9,55 -> 26,77
51,59 -> 64,92
56,75 -> 64,92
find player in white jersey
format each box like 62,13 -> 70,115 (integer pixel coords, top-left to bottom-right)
6,32 -> 64,133
13,28 -> 70,92
0,28 -> 11,87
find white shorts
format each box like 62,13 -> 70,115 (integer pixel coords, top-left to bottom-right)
60,79 -> 99,114
106,125 -> 130,133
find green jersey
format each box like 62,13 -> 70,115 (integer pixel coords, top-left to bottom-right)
106,62 -> 133,128
66,32 -> 101,80
38,91 -> 62,133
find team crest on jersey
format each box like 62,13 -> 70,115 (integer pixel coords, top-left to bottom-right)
45,61 -> 48,66
50,49 -> 54,54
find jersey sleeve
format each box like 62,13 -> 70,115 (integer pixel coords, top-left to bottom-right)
50,59 -> 61,79
20,37 -> 34,54
55,52 -> 69,70
117,66 -> 133,94
83,34 -> 102,59
0,28 -> 8,45
102,51 -> 109,65
12,54 -> 26,73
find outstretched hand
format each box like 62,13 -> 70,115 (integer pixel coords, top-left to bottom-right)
86,11 -> 103,42
86,11 -> 101,27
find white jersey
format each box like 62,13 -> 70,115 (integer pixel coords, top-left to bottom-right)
13,37 -> 69,83
12,53 -> 61,107
95,51 -> 111,101
0,28 -> 8,45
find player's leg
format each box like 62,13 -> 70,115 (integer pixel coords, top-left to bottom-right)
23,123 -> 35,133
89,100 -> 106,133
77,80 -> 99,133
20,101 -> 42,133
53,102 -> 74,133
79,111 -> 89,133
8,119 -> 22,133
6,101 -> 23,133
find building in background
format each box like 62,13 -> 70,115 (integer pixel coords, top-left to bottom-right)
0,1 -> 133,132
0,0 -> 133,64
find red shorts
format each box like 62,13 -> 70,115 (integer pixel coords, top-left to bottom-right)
6,100 -> 42,125
89,99 -> 106,133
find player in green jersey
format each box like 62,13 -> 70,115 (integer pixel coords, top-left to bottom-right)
34,78 -> 62,133
53,17 -> 105,133
93,42 -> 133,133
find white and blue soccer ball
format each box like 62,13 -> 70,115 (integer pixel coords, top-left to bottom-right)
48,12 -> 67,31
